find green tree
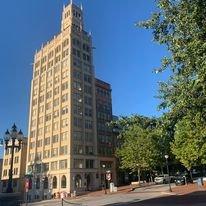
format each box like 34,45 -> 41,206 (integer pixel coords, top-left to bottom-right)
139,0 -> 206,167
114,116 -> 165,181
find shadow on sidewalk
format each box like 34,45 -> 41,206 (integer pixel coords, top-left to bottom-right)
105,190 -> 206,206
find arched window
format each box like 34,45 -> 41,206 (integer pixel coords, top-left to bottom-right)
53,176 -> 57,189
44,177 -> 48,189
36,177 -> 40,189
75,174 -> 82,188
61,175 -> 66,188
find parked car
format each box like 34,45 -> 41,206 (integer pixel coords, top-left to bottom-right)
154,174 -> 170,184
174,174 -> 193,186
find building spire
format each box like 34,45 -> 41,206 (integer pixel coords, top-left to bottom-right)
70,0 -> 73,5
80,3 -> 83,11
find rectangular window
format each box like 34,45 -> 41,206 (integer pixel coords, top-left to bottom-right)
62,82 -> 68,91
53,110 -> 59,118
85,120 -> 93,129
74,159 -> 83,169
60,146 -> 68,155
62,106 -> 69,115
43,150 -> 50,158
53,98 -> 59,107
74,117 -> 83,128
62,118 -> 69,128
59,160 -> 67,169
43,163 -> 49,172
51,161 -> 58,170
52,134 -> 59,143
37,139 -> 42,147
62,93 -> 68,103
53,122 -> 59,131
73,131 -> 83,141
61,132 -> 68,141
86,160 -> 94,169
51,148 -> 58,157
44,137 -> 50,145
74,145 -> 83,154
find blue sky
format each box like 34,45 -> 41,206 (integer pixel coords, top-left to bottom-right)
0,0 -> 168,157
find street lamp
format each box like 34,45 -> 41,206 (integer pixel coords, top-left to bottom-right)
165,155 -> 172,192
102,164 -> 107,194
4,124 -> 23,193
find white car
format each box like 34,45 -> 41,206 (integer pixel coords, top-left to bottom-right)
154,175 -> 170,184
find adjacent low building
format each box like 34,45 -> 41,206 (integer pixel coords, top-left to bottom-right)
1,138 -> 27,193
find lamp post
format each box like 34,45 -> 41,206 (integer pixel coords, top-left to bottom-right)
102,164 -> 107,194
165,155 -> 172,192
4,124 -> 23,193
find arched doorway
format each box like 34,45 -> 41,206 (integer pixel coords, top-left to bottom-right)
75,174 -> 82,189
52,176 -> 57,189
85,174 -> 91,191
61,175 -> 66,188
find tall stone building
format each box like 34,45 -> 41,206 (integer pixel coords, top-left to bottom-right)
1,138 -> 27,193
26,2 -> 116,200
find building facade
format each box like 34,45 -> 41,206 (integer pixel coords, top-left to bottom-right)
95,79 -> 117,186
26,2 -> 106,200
1,138 -> 27,193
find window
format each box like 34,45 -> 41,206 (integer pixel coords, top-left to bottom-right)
54,76 -> 60,84
59,160 -> 67,169
43,163 -> 49,172
74,159 -> 83,169
39,95 -> 44,103
37,139 -> 42,147
4,159 -> 8,166
84,85 -> 92,94
44,137 -> 50,145
44,150 -> 50,158
62,82 -> 68,91
62,106 -> 69,115
54,87 -> 59,95
13,168 -> 18,175
38,116 -> 43,124
51,161 -> 58,170
47,80 -> 52,88
36,152 -> 42,161
73,81 -> 82,90
53,176 -> 57,188
84,74 -> 92,83
73,70 -> 82,80
3,169 -> 7,176
74,117 -> 83,128
61,175 -> 67,188
75,175 -> 82,188
46,102 -> 52,110
74,105 -> 82,116
62,118 -> 69,128
45,125 -> 51,133
46,91 -> 52,99
60,146 -> 68,155
39,105 -> 44,112
36,177 -> 40,189
55,45 -> 61,54
53,122 -> 59,131
62,93 -> 68,103
62,70 -> 69,79
38,128 -> 43,136
74,145 -> 83,154
73,131 -> 83,141
62,49 -> 69,58
53,98 -> 59,107
85,120 -> 93,129
52,135 -> 59,143
53,110 -> 59,118
85,132 -> 93,142
51,148 -> 58,157
85,146 -> 94,155
86,159 -> 94,169
43,177 -> 49,189
61,132 -> 68,141
85,107 -> 92,117
45,114 -> 51,122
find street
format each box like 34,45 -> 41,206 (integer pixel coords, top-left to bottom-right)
25,185 -> 179,206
